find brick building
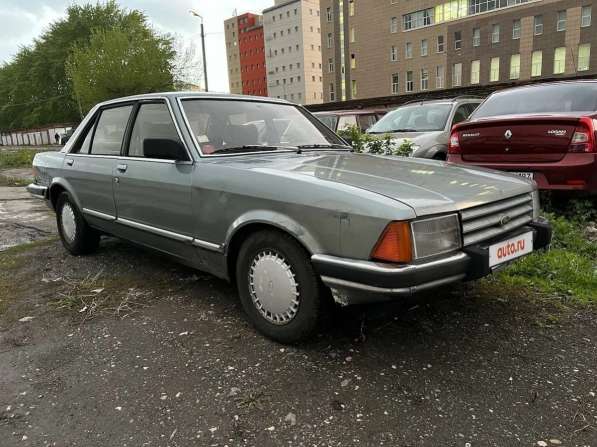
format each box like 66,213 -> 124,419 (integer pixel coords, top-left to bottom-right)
321,0 -> 595,102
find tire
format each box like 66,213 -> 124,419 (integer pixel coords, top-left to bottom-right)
56,192 -> 100,255
433,152 -> 447,161
236,230 -> 325,343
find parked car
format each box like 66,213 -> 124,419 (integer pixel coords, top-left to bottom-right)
367,97 -> 482,160
448,81 -> 597,192
314,109 -> 386,133
27,92 -> 551,342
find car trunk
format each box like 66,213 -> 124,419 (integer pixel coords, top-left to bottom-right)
457,115 -> 581,163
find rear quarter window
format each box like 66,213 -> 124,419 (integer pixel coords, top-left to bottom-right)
90,106 -> 133,156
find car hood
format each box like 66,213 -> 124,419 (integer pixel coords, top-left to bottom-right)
245,152 -> 534,216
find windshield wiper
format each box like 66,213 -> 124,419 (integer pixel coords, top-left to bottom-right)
211,145 -> 297,154
296,143 -> 352,150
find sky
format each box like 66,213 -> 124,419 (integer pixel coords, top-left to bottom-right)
0,0 -> 273,93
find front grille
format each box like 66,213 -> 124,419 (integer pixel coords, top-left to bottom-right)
461,193 -> 534,246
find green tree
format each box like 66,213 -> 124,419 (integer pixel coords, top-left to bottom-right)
0,1 -> 175,130
67,25 -> 174,112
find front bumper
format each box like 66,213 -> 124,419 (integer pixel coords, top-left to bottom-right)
26,183 -> 48,199
311,220 -> 552,306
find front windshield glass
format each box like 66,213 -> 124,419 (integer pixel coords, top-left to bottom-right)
368,103 -> 452,133
180,99 -> 346,155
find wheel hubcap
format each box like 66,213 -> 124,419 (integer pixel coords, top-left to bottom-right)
61,202 -> 77,242
249,250 -> 300,325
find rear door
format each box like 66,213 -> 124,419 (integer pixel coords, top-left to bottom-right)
457,116 -> 578,163
113,100 -> 196,257
65,104 -> 133,220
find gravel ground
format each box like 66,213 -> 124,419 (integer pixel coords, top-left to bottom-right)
0,188 -> 596,447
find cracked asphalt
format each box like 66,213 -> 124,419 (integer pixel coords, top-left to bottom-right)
0,184 -> 596,447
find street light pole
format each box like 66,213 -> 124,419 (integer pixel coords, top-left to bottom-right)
189,10 -> 209,92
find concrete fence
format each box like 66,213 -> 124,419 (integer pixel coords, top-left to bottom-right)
0,123 -> 76,146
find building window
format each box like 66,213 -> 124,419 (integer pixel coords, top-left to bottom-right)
581,6 -> 592,27
402,8 -> 433,30
491,24 -> 500,43
556,10 -> 566,31
471,60 -> 480,84
350,27 -> 356,42
390,45 -> 398,61
391,73 -> 399,94
326,7 -> 332,22
452,63 -> 462,86
437,35 -> 444,53
391,17 -> 399,33
329,83 -> 335,101
472,28 -> 480,47
406,71 -> 414,92
531,50 -> 543,77
578,44 -> 591,71
420,69 -> 429,90
351,80 -> 357,97
490,57 -> 500,82
534,15 -> 543,35
454,31 -> 462,50
351,54 -> 356,69
328,58 -> 334,72
553,47 -> 566,74
421,39 -> 428,57
436,65 -> 444,89
512,19 -> 521,39
405,42 -> 413,58
327,33 -> 333,48
349,0 -> 355,16
510,54 -> 520,79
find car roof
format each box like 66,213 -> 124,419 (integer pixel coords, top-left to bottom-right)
314,109 -> 386,116
97,91 -> 293,108
489,79 -> 597,96
402,96 -> 483,107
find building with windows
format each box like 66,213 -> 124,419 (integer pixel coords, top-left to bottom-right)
262,0 -> 324,104
321,0 -> 595,102
225,13 -> 268,96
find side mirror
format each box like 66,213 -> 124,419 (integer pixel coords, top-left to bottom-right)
143,138 -> 188,161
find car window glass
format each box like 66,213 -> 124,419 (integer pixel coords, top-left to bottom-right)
90,106 -> 133,156
315,114 -> 338,131
72,119 -> 95,154
452,105 -> 470,126
357,114 -> 378,131
181,99 -> 344,154
368,104 -> 452,133
128,103 -> 182,158
472,83 -> 597,118
338,115 -> 357,131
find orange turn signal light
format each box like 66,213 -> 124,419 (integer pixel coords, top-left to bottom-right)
371,221 -> 413,263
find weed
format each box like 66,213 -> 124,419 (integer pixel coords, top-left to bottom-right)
0,149 -> 41,169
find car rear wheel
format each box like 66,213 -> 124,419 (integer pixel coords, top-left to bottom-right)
56,192 -> 100,255
236,230 -> 324,343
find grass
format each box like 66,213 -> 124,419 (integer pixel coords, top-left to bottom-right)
0,173 -> 32,187
0,148 -> 42,169
497,210 -> 597,303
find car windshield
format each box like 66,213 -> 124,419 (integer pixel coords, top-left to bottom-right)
472,83 -> 597,119
368,104 -> 452,133
180,99 -> 347,155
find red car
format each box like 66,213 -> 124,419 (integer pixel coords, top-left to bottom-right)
448,81 -> 597,192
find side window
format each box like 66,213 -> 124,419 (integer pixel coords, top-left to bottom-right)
128,102 -> 182,158
452,104 -> 471,126
72,119 -> 95,154
337,115 -> 358,131
90,106 -> 133,156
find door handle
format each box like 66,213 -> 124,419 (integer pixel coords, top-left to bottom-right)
116,164 -> 128,172
65,158 -> 74,166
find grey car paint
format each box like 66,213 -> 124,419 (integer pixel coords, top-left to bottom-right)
371,100 -> 482,159
30,92 -> 537,291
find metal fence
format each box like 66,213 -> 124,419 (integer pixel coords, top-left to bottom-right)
0,123 -> 76,146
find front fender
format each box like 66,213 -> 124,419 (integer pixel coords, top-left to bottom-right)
224,210 -> 327,256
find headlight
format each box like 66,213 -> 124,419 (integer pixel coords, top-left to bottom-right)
531,190 -> 540,221
410,214 -> 461,259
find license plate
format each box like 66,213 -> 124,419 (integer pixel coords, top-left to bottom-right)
489,232 -> 534,267
511,172 -> 534,180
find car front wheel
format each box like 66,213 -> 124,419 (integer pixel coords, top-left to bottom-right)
236,230 -> 325,343
56,192 -> 100,255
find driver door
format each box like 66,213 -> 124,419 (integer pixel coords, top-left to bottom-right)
113,100 -> 196,258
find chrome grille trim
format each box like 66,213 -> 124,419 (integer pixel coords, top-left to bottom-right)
461,193 -> 534,246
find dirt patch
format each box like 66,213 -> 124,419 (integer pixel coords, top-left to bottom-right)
0,239 -> 596,446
